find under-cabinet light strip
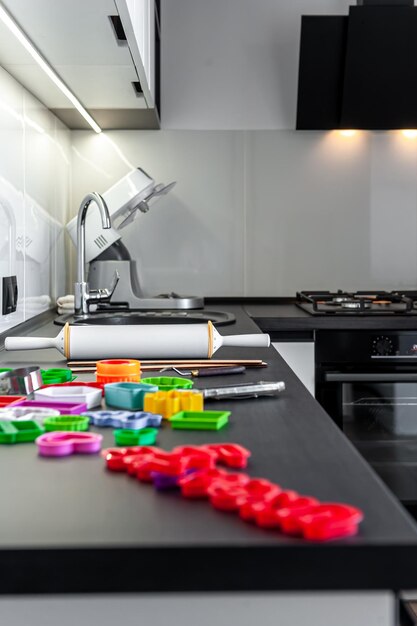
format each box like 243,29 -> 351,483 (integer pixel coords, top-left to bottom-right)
0,3 -> 101,134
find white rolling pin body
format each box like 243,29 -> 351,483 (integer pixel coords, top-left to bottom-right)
5,322 -> 270,359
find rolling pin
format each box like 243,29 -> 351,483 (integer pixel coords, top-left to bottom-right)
5,322 -> 270,360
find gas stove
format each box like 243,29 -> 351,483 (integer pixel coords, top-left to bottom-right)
296,290 -> 417,316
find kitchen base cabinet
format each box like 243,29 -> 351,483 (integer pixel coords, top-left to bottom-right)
0,592 -> 395,626
273,341 -> 315,396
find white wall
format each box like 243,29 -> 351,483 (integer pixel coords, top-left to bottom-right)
70,128 -> 417,297
0,66 -> 71,332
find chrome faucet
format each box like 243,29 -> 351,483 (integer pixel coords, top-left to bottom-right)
74,192 -> 119,317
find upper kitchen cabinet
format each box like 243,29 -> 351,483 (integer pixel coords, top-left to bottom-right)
0,0 -> 160,130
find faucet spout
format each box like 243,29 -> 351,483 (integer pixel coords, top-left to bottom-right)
74,192 -> 111,316
76,192 -> 111,284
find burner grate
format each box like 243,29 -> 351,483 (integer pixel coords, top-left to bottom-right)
296,290 -> 415,316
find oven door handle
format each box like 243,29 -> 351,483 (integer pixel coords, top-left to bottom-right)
324,372 -> 417,382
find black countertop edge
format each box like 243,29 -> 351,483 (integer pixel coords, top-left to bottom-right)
1,544 -> 417,594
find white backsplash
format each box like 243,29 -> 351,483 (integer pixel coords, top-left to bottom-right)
70,129 -> 417,297
2,60 -> 417,319
0,66 -> 70,332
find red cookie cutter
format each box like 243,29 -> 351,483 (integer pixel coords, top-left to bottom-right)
259,496 -> 321,534
103,446 -> 161,472
101,441 -> 365,541
238,480 -> 282,521
178,468 -> 230,498
296,503 -> 364,541
206,474 -> 253,511
201,443 -> 251,468
253,490 -> 301,528
148,449 -> 215,477
208,477 -> 279,512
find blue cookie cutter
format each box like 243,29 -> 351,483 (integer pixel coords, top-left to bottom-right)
85,410 -> 162,430
104,382 -> 158,410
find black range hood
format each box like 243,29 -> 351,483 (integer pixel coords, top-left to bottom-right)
296,0 -> 417,130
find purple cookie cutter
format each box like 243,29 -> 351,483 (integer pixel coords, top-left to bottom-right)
12,399 -> 88,415
151,468 -> 195,491
36,431 -> 102,457
85,410 -> 162,430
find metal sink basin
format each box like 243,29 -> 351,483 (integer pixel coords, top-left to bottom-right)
54,309 -> 235,327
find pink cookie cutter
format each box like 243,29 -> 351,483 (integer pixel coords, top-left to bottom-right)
36,431 -> 102,457
12,399 -> 88,415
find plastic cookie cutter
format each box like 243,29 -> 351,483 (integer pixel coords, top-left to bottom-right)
34,385 -> 102,409
105,382 -> 158,410
0,366 -> 43,395
0,419 -> 44,444
85,410 -> 162,430
265,496 -> 322,535
237,482 -> 292,523
208,477 -> 280,513
169,410 -> 230,431
41,368 -> 74,384
103,446 -> 161,472
141,376 -> 193,392
42,381 -> 105,395
124,451 -> 161,479
178,468 -> 230,498
206,473 -> 252,511
130,449 -> 210,483
113,427 -> 158,447
200,443 -> 251,468
0,406 -> 60,421
151,468 -> 196,491
295,503 -> 364,541
96,359 -> 141,384
253,490 -> 305,529
43,415 -> 90,432
148,448 -> 219,490
143,390 -> 203,419
0,395 -> 25,408
36,431 -> 102,457
11,399 -> 88,415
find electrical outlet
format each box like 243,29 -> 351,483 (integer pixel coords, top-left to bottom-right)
2,276 -> 18,315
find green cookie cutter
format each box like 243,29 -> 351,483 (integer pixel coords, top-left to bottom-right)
0,419 -> 44,443
43,415 -> 90,432
114,427 -> 158,446
141,376 -> 193,391
41,368 -> 75,384
169,410 -> 230,431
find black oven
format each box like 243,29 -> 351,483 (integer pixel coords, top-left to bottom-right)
315,330 -> 417,510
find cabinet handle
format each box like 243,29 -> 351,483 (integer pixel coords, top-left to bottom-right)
109,15 -> 127,42
324,372 -> 417,382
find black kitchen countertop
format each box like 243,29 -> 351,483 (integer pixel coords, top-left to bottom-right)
235,298 -> 417,333
0,304 -> 417,594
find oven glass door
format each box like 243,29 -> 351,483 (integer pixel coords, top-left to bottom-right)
342,381 -> 417,439
320,371 -> 417,505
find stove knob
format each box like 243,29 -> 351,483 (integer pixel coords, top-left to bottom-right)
372,336 -> 394,356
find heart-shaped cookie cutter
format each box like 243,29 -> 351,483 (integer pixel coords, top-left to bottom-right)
36,431 -> 102,457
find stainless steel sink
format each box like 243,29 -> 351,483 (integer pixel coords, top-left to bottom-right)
54,309 -> 235,327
